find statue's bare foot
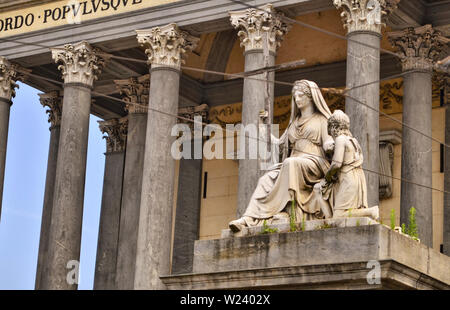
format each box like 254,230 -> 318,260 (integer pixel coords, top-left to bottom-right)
229,218 -> 246,232
370,206 -> 379,221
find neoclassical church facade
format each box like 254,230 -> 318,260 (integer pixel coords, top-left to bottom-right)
0,0 -> 449,289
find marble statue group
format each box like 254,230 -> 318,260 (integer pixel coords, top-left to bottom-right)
229,80 -> 379,232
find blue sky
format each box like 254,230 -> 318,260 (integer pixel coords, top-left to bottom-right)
0,82 -> 105,290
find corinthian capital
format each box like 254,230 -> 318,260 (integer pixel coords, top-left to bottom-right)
0,57 -> 20,101
51,41 -> 108,87
388,25 -> 450,72
115,75 -> 150,114
136,23 -> 199,69
39,91 -> 63,128
98,117 -> 128,154
333,0 -> 400,34
229,3 -> 290,54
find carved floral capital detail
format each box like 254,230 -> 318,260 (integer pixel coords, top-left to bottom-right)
0,57 -> 20,101
229,3 -> 291,54
333,0 -> 400,34
51,41 -> 108,87
115,75 -> 150,114
136,23 -> 199,69
39,91 -> 63,128
98,117 -> 128,153
388,25 -> 450,72
178,103 -> 209,131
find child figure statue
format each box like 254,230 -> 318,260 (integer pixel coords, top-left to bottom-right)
317,110 -> 379,220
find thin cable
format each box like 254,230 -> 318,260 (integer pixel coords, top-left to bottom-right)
227,0 -> 402,58
19,69 -> 449,195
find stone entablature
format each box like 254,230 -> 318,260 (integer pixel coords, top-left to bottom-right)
178,103 -> 209,131
39,91 -> 62,128
333,0 -> 400,35
98,117 -> 128,154
388,25 -> 450,72
51,41 -> 108,87
115,75 -> 150,114
229,3 -> 290,54
136,23 -> 199,70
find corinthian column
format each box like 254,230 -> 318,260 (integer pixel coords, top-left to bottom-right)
41,41 -> 107,289
0,57 -> 20,221
94,117 -> 127,290
35,91 -> 63,290
334,0 -> 399,208
229,3 -> 290,217
114,75 -> 149,289
134,23 -> 198,289
388,25 -> 449,247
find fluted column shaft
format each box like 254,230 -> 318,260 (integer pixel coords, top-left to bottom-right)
229,4 -> 290,217
41,41 -> 107,289
94,117 -> 127,290
134,23 -> 199,289
35,92 -> 62,290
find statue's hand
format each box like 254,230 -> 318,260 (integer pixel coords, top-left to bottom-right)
259,110 -> 269,123
324,140 -> 335,153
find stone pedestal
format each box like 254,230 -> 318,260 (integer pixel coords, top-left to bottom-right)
388,25 -> 448,247
134,24 -> 199,289
114,76 -> 149,289
162,224 -> 450,290
94,118 -> 127,290
35,92 -> 62,290
229,4 -> 290,217
41,42 -> 106,289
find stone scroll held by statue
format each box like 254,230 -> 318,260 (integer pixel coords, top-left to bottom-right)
229,80 -> 379,233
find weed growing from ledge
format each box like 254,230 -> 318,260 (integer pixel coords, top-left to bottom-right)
406,207 -> 418,240
347,208 -> 352,218
315,223 -> 333,230
290,199 -> 297,232
301,214 -> 306,232
261,220 -> 278,234
356,219 -> 360,227
390,209 -> 396,230
401,223 -> 406,234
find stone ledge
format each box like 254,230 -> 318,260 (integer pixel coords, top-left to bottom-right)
185,224 -> 450,289
161,260 -> 449,290
221,217 -> 376,238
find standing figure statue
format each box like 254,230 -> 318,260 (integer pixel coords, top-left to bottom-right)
319,110 -> 379,220
229,80 -> 335,232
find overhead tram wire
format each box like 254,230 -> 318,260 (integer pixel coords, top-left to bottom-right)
14,68 -> 450,197
1,33 -> 448,149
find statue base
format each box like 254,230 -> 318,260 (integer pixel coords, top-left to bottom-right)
161,223 -> 450,290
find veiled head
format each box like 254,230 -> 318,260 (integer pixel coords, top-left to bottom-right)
292,80 -> 313,110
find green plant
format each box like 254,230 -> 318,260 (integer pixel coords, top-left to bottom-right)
301,214 -> 306,232
347,208 -> 352,218
315,223 -> 333,230
407,207 -> 418,239
261,220 -> 278,234
356,219 -> 360,227
290,199 -> 297,232
401,223 -> 406,234
390,209 -> 396,230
